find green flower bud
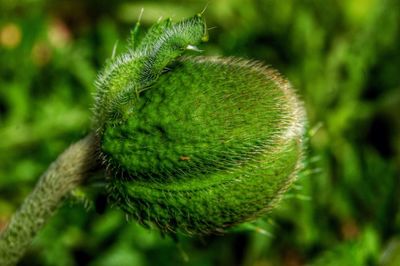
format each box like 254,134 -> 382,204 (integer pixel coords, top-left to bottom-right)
94,14 -> 306,235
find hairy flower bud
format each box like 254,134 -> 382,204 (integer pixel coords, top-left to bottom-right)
94,14 -> 306,235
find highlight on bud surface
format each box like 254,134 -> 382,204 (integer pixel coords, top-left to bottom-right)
94,14 -> 306,235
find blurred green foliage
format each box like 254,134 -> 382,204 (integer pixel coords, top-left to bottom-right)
0,0 -> 399,265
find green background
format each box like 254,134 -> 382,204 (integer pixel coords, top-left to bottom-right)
0,0 -> 399,265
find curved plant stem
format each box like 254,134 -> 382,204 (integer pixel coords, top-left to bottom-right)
0,133 -> 100,266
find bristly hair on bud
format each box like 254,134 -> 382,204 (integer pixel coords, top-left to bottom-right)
93,14 -> 306,235
93,14 -> 208,131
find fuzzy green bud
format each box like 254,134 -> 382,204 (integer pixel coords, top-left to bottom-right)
94,15 -> 306,235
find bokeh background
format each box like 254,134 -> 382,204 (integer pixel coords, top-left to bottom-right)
1,0 -> 399,265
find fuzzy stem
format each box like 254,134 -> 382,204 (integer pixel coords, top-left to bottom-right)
0,133 -> 100,266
